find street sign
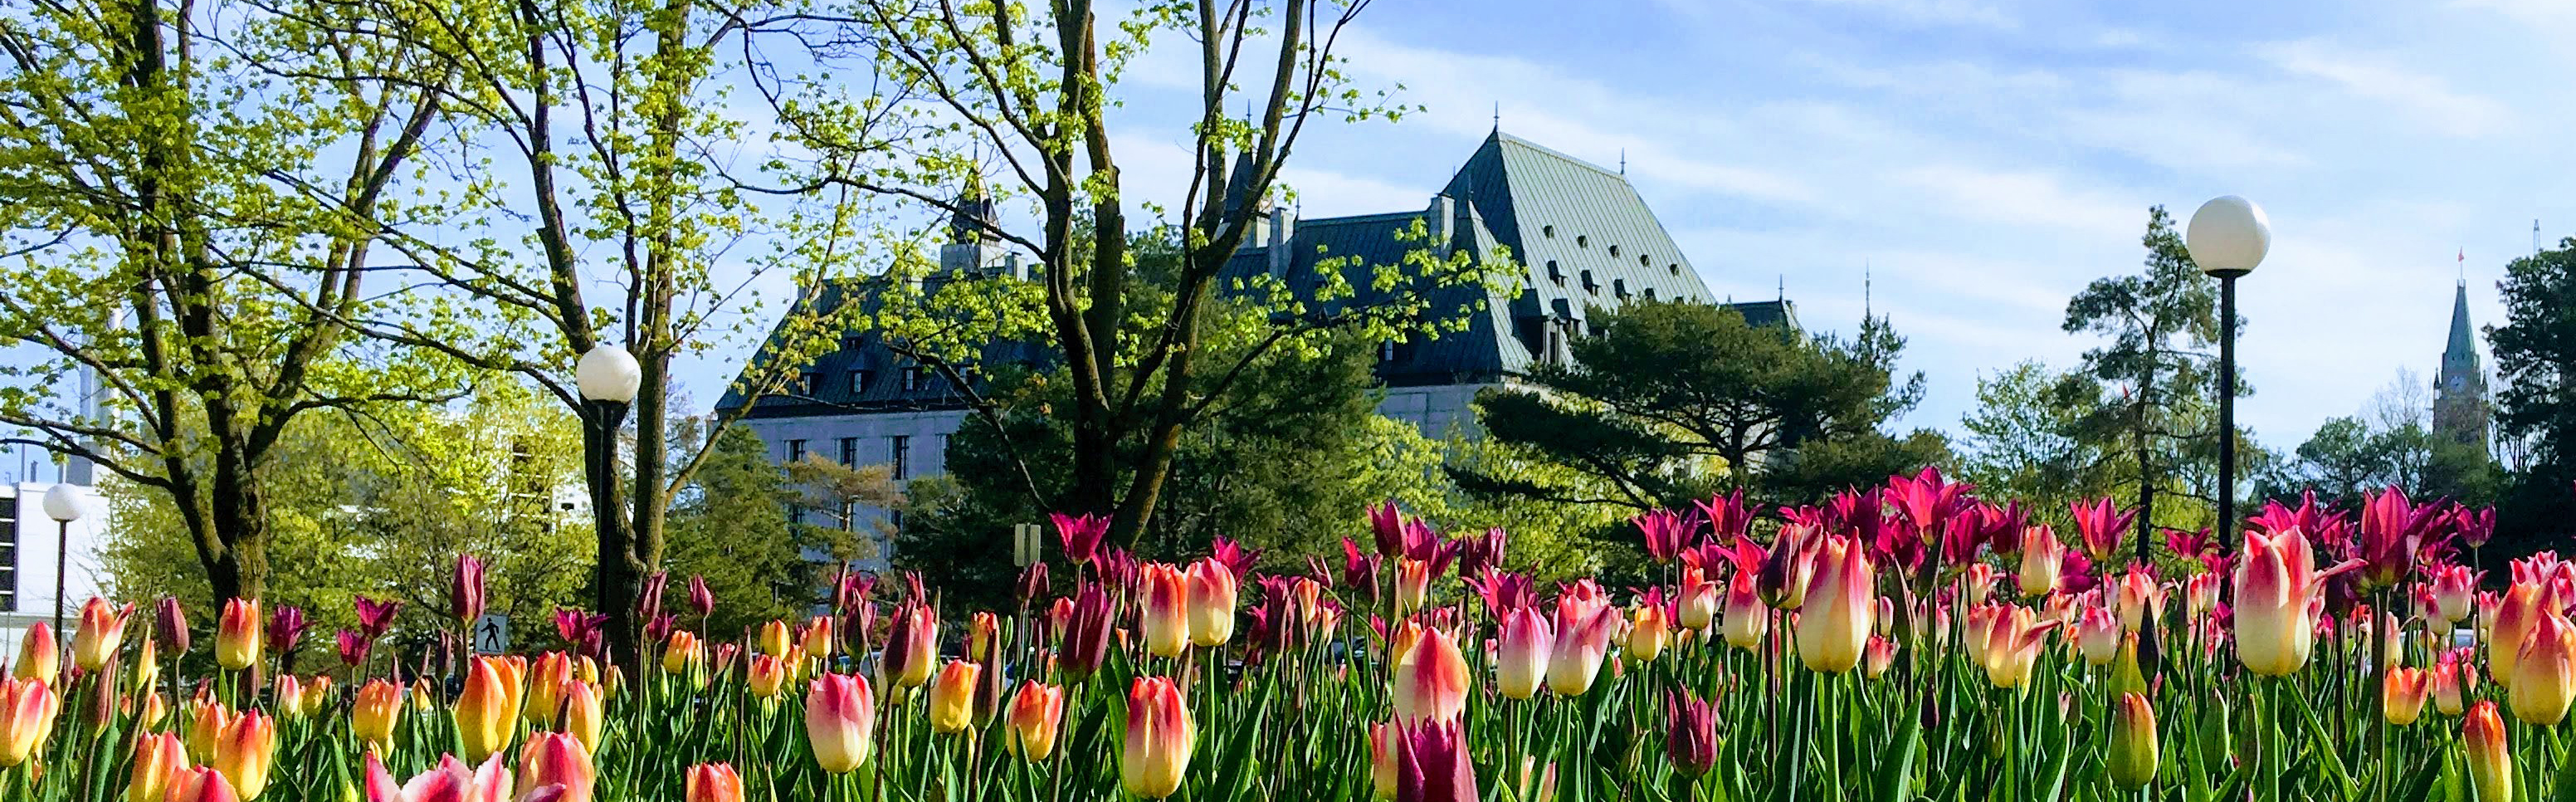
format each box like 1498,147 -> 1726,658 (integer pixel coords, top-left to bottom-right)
472,613 -> 510,655
1012,522 -> 1042,567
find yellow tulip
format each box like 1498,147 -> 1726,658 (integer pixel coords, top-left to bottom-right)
455,655 -> 524,762
927,660 -> 979,734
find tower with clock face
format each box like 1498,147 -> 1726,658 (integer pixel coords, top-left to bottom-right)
2432,281 -> 2491,452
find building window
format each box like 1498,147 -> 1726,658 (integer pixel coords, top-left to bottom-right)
901,367 -> 927,392
1543,225 -> 1556,238
1640,254 -> 1652,267
890,435 -> 910,480
1614,279 -> 1629,300
1378,340 -> 1395,363
786,439 -> 807,462
1608,245 -> 1620,258
799,372 -> 822,395
1581,271 -> 1597,293
0,496 -> 16,612
839,437 -> 858,467
1575,235 -> 1588,248
1668,262 -> 1681,276
840,335 -> 865,351
1643,288 -> 1657,301
1547,261 -> 1564,286
849,369 -> 871,394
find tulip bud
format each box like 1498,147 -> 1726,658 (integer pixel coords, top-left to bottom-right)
799,617 -> 834,662
806,673 -> 876,774
165,767 -> 242,802
2075,607 -> 2120,666
518,731 -> 596,802
748,654 -> 788,700
2436,653 -> 2479,716
1863,636 -> 1897,679
2017,528 -> 2063,598
207,709 -> 276,800
129,731 -> 188,802
965,612 -> 999,663
351,680 -> 401,751
272,674 -> 307,720
12,624 -> 55,683
1495,607 -> 1551,700
661,630 -> 704,677
928,660 -> 979,734
2234,528 -> 2352,677
1006,682 -> 1066,760
455,655 -> 524,762
1794,535 -> 1874,673
2107,692 -> 2157,790
1677,569 -> 1719,631
215,599 -> 261,672
1545,607 -> 1616,697
758,620 -> 793,659
72,597 -> 126,672
0,678 -> 57,767
2492,583 -> 2544,685
1393,720 -> 1477,802
1665,691 -> 1718,777
2513,610 -> 2576,726
451,554 -> 486,624
882,604 -> 937,689
1721,572 -> 1767,649
2466,701 -> 2512,802
1120,676 -> 1193,799
685,763 -> 744,802
1187,559 -> 1237,648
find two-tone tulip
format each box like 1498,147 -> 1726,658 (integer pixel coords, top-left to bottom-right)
517,731 -> 594,802
0,678 -> 56,767
1627,602 -> 1670,663
166,767 -> 242,802
12,624 -> 55,682
2436,651 -> 2480,716
1862,636 -> 1897,679
806,673 -> 876,773
2513,610 -> 2576,726
882,604 -> 937,689
2075,606 -> 2120,666
1545,604 -> 1617,696
1140,563 -> 1193,658
2387,667 -> 2432,725
1187,558 -> 1237,647
1721,570 -> 1767,649
2431,565 -> 2479,624
1120,676 -> 1194,799
1393,558 -> 1432,615
1978,605 -> 2060,689
799,617 -> 834,662
186,700 -> 235,763
1795,535 -> 1875,673
2115,569 -> 2161,631
747,654 -> 788,700
2466,701 -> 2512,802
73,597 -> 127,671
352,680 -> 402,751
2017,526 -> 2063,598
1677,567 -> 1719,631
1666,691 -> 1717,778
661,630 -> 704,677
2492,582 -> 2547,685
559,680 -> 603,752
685,764 -> 744,802
129,731 -> 189,802
2233,527 -> 2358,677
1495,606 -> 1552,700
216,599 -> 262,672
928,660 -> 979,734
1393,720 -> 1477,802
1368,722 -> 1398,801
2107,692 -> 2157,790
1393,627 -> 1470,722
1006,682 -> 1065,760
207,709 -> 276,800
456,655 -> 525,762
272,675 -> 308,720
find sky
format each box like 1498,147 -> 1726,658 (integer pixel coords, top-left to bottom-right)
1027,0 -> 2576,453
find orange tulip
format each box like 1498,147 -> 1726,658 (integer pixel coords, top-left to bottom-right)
559,680 -> 603,752
2495,582 -> 2549,690
525,653 -> 576,723
798,617 -> 834,662
928,660 -> 979,734
1006,682 -> 1065,760
128,731 -> 188,802
73,597 -> 127,672
352,680 -> 402,751
2514,610 -> 2576,726
1141,563 -> 1193,658
2436,653 -> 2480,716
0,677 -> 56,767
2387,667 -> 2432,726
207,709 -> 276,800
139,691 -> 168,730
1120,676 -> 1193,799
298,676 -> 333,718
1627,604 -> 1670,663
2466,701 -> 2512,802
685,763 -> 744,802
663,631 -> 704,676
164,767 -> 242,802
2232,527 -> 2357,677
1393,627 -> 1471,723
748,654 -> 788,700
758,620 -> 793,659
215,599 -> 261,672
517,731 -> 596,802
1368,721 -> 1399,800
1795,535 -> 1875,673
1187,559 -> 1237,648
456,655 -> 525,762
13,623 -> 56,682
968,612 -> 1000,663
805,673 -> 876,774
186,699 -> 234,763
1394,558 -> 1432,615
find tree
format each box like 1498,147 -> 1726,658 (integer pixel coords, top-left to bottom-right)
2056,206 -> 2233,544
665,425 -> 822,638
1955,360 -> 2113,520
1456,301 -> 1945,516
2482,237 -> 2576,552
0,0 -> 469,599
768,1 -> 1495,551
782,454 -> 905,570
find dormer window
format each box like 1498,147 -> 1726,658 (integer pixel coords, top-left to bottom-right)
1643,288 -> 1657,301
1576,235 -> 1589,248
1543,225 -> 1557,238
1547,261 -> 1564,286
1580,270 -> 1597,293
799,372 -> 822,395
848,369 -> 872,394
1640,254 -> 1651,267
901,367 -> 925,392
1667,262 -> 1681,276
1608,245 -> 1621,258
1613,279 -> 1629,300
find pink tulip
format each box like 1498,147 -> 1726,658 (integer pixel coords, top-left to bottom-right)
1392,627 -> 1470,723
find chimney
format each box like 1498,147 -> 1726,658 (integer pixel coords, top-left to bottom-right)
1268,205 -> 1295,277
1428,194 -> 1456,245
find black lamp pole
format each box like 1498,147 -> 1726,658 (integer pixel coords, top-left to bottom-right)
2214,271 -> 2243,546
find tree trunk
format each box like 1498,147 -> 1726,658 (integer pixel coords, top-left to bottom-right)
2134,362 -> 2157,565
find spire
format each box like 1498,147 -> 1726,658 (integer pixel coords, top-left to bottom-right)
2446,281 -> 2476,366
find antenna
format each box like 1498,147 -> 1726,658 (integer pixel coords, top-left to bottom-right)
1864,259 -> 1873,320
2538,219 -> 2545,258
1777,274 -> 1783,302
1492,103 -> 1500,134
1618,149 -> 1627,175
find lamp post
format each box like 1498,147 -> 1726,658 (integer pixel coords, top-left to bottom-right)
40,483 -> 85,638
2183,196 -> 2271,558
575,344 -> 643,668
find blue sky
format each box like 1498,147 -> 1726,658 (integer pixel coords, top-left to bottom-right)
1048,0 -> 2576,452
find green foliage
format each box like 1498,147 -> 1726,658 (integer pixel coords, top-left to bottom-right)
1955,360 -> 2115,523
100,387 -> 590,653
2481,237 -> 2576,552
1458,301 -> 1946,517
664,424 -> 823,638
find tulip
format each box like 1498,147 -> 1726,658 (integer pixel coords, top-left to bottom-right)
1666,691 -> 1718,777
517,732 -> 595,802
139,690 -> 168,729
747,654 -> 788,699
272,675 -> 307,720
2070,497 -> 2137,564
337,630 -> 372,669
525,653 -> 578,724
2513,610 -> 2576,726
1796,535 -> 1875,674
456,656 -> 525,762
2432,565 -> 2478,624
685,575 -> 715,619
685,764 -> 744,802
758,620 -> 792,658
662,630 -> 704,676
216,599 -> 261,672
1627,604 -> 1670,663
1368,722 -> 1399,800
264,605 -> 307,660
166,767 -> 242,802
1546,604 -> 1617,697
2184,573 -> 2219,619
1757,525 -> 1817,609
2437,653 -> 2480,716
354,595 -> 402,640
1187,558 -> 1237,647
2107,692 -> 2157,790
1720,571 -> 1767,649
1051,511 -> 1110,565
1634,508 -> 1697,564
798,617 -> 833,661
129,731 -> 189,802
1978,605 -> 2059,689
806,673 -> 876,773
2466,701 -> 2512,802
156,597 -> 191,656
1393,627 -> 1471,723
2233,527 -> 2357,677
1006,682 -> 1065,760
1141,563 -> 1193,658
0,678 -> 56,767
559,680 -> 603,752
362,752 -> 528,802
13,623 -> 56,682
1393,720 -> 1477,802
2115,569 -> 2161,632
927,660 -> 979,734
452,553 -> 487,624
1121,676 -> 1194,799
963,611 -> 999,663
2493,583 -> 2546,684
352,680 -> 402,751
2017,526 -> 2062,597
1677,568 -> 1719,631
1862,636 -> 1897,679
207,709 -> 276,800
2387,667 -> 2432,725
882,604 -> 937,689
2075,606 -> 2120,665
1495,607 -> 1552,700
73,597 -> 127,671
187,700 -> 236,763
1961,564 -> 2000,606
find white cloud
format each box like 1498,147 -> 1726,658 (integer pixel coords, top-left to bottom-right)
2260,40 -> 2511,137
1778,0 -> 2019,29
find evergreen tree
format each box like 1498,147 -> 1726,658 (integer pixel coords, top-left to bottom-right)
2485,237 -> 2576,553
664,425 -> 819,638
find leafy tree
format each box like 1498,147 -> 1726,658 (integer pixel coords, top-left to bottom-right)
782,455 -> 905,570
1956,360 -> 2114,521
2483,237 -> 2576,552
664,425 -> 821,638
1456,301 -> 1945,516
0,0 -> 471,599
